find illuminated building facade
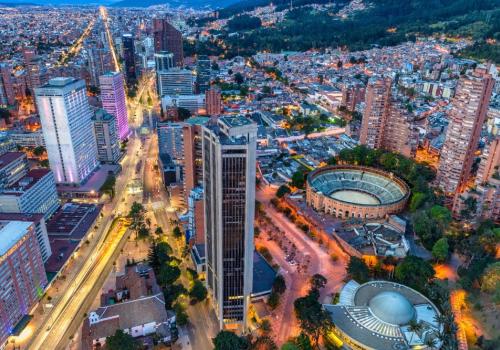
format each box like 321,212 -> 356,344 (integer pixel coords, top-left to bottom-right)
153,18 -> 183,67
99,72 -> 129,140
35,77 -> 99,185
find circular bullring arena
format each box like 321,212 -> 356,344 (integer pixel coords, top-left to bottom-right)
306,165 -> 410,219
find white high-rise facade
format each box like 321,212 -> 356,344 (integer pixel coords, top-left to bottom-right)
36,77 -> 99,185
99,72 -> 129,140
202,116 -> 257,330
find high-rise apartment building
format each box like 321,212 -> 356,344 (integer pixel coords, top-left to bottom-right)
122,34 -> 136,85
0,63 -> 15,106
436,66 -> 495,194
99,72 -> 129,140
382,102 -> 418,158
0,221 -> 48,346
196,55 -> 211,94
206,88 -> 222,116
153,18 -> 183,67
91,109 -> 121,164
359,77 -> 392,148
0,213 -> 52,263
202,116 -> 257,330
0,132 -> 15,156
157,68 -> 193,96
35,77 -> 99,185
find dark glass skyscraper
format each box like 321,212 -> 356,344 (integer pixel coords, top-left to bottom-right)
196,54 -> 211,94
153,18 -> 183,67
202,116 -> 257,330
122,34 -> 136,85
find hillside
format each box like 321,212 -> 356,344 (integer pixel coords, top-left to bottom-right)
111,0 -> 240,8
207,0 -> 500,61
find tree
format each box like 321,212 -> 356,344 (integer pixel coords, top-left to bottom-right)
276,184 -> 291,198
177,107 -> 191,121
106,329 -> 139,350
163,283 -> 187,309
294,290 -> 333,347
172,226 -> 182,238
101,174 -> 116,198
267,291 -> 280,309
251,336 -> 277,350
173,303 -> 189,326
259,319 -> 272,335
430,205 -> 452,228
128,202 -> 145,235
346,256 -> 370,283
309,274 -> 327,291
291,170 -> 306,189
213,330 -> 249,350
395,256 -> 434,291
234,72 -> 245,85
407,319 -> 423,345
155,226 -> 164,235
158,263 -> 181,286
409,192 -> 426,212
272,275 -> 286,294
432,237 -> 449,262
189,280 -> 208,302
33,146 -> 46,157
281,342 -> 300,350
481,262 -> 500,303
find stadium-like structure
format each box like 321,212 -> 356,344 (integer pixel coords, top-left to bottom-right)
306,165 -> 410,219
324,280 -> 443,350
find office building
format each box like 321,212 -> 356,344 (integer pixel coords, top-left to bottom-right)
0,213 -> 51,263
0,132 -> 15,156
0,62 -> 15,106
436,66 -> 495,194
35,77 -> 99,185
206,88 -> 222,116
99,72 -> 129,140
182,118 -> 207,201
359,77 -> 392,149
0,152 -> 29,189
7,129 -> 45,148
0,221 -> 48,346
196,55 -> 211,94
157,68 -> 193,97
92,109 -> 121,164
122,34 -> 137,85
202,116 -> 257,330
155,51 -> 174,72
0,168 -> 60,220
153,18 -> 183,67
161,94 -> 205,115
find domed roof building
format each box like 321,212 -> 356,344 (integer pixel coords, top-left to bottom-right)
324,280 -> 443,350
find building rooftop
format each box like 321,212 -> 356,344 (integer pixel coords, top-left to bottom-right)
1,168 -> 52,196
0,152 -> 25,171
0,220 -> 32,256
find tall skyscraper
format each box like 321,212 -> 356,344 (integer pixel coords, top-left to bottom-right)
35,77 -> 99,185
0,63 -> 15,106
196,55 -> 211,94
202,116 -> 257,330
359,77 -> 392,148
436,66 -> 495,194
91,109 -> 121,164
153,18 -> 183,67
99,72 -> 129,140
206,88 -> 222,116
122,34 -> 136,85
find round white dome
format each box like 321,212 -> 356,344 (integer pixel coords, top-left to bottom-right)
368,291 -> 415,325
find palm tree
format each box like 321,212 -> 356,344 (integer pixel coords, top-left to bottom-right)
408,319 -> 423,345
424,337 -> 437,349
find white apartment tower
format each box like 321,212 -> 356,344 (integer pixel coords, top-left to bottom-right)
202,116 -> 257,330
35,77 -> 99,185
